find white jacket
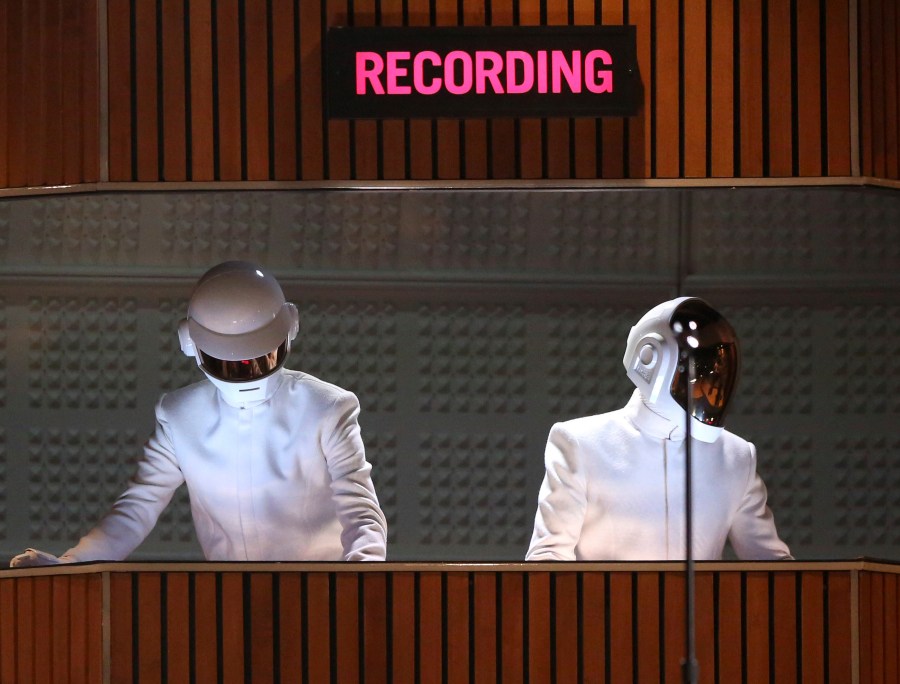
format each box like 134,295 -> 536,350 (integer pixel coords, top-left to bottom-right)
526,390 -> 791,561
65,370 -> 387,562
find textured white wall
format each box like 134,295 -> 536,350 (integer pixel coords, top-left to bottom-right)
1,186 -> 898,562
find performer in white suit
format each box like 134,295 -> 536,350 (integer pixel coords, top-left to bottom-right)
526,297 -> 791,561
12,261 -> 387,566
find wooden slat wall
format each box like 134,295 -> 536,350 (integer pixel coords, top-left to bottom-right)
860,0 -> 900,179
8,0 -> 900,187
0,574 -> 104,683
96,568 -> 860,683
94,0 -> 858,183
0,0 -> 100,188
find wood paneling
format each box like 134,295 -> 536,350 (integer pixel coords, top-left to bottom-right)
3,0 -> 894,186
5,565 -> 900,681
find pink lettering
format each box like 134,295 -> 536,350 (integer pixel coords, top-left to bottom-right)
585,49 -> 613,94
444,51 -> 473,94
552,50 -> 581,93
506,51 -> 534,94
386,52 -> 411,94
537,51 -> 548,93
356,52 -> 385,95
413,51 -> 442,95
475,51 -> 504,94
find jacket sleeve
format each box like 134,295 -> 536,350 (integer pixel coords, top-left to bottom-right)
322,391 -> 388,561
525,423 -> 587,561
727,442 -> 793,560
62,399 -> 185,562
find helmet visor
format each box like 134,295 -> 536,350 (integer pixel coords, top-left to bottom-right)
669,301 -> 740,427
199,340 -> 288,383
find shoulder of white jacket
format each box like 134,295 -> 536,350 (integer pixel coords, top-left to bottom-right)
553,406 -> 628,437
281,369 -> 357,404
717,427 -> 755,458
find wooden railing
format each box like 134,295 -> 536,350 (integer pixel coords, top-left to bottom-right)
2,559 -> 898,683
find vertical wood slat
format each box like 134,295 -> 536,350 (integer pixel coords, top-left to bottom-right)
249,574 -> 275,682
637,572 -> 662,684
709,0 -> 734,176
869,0 -> 886,178
655,0 -> 680,178
827,572 -> 853,683
609,573 -> 634,683
717,572 -> 743,683
325,0 -> 351,180
860,0 -> 874,176
739,0 -> 764,176
626,0 -> 649,179
51,577 -> 70,683
773,572 -> 799,680
134,0 -> 159,181
0,0 -> 7,188
306,573 -> 332,683
663,573 -> 686,683
244,0 -> 270,180
5,1 -> 26,187
582,571 -> 606,683
554,573 -> 579,684
166,573 -> 191,683
108,0 -> 133,180
767,0 -> 794,176
528,573 -> 552,683
682,0 -> 706,177
796,0 -> 823,176
23,2 -> 45,187
501,573 -> 525,683
66,1 -> 89,182
109,573 -> 134,684
162,0 -> 187,181
744,572 -> 770,684
193,573 -> 218,683
279,574 -> 304,680
221,573 -> 245,684
601,0 -> 625,179
693,573 -> 715,684
463,0 -> 489,180
137,573 -> 163,684
801,572 -> 826,684
392,572 -> 417,682
859,571 -> 873,684
299,0 -> 324,179
270,0 -> 297,180
572,0 -> 598,179
419,573 -> 443,684
335,573 -> 360,684
42,0 -> 63,186
825,0 -> 853,176
883,0 -> 899,179
363,572 -> 389,684
473,573 -> 498,684
216,0 -> 242,180
407,0 -> 435,179
189,0 -> 215,180
447,573 -> 471,684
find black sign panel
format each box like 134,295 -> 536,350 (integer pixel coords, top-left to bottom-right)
325,26 -> 639,119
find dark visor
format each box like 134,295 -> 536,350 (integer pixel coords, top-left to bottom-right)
669,300 -> 740,427
199,340 -> 288,382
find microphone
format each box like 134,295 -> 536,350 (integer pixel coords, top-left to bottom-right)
671,318 -> 699,684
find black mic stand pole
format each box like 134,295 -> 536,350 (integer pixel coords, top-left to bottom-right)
682,352 -> 699,684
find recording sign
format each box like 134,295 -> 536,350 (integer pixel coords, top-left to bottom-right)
325,26 -> 638,119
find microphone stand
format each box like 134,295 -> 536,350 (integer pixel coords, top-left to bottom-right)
682,351 -> 699,684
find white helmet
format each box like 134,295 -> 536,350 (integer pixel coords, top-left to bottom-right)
623,297 -> 740,443
178,261 -> 300,406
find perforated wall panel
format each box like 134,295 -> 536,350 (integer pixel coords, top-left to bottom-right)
0,186 -> 898,562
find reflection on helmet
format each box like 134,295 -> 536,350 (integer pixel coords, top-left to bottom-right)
198,340 -> 288,383
669,299 -> 740,428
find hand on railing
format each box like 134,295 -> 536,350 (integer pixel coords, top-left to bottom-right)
9,548 -> 69,568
